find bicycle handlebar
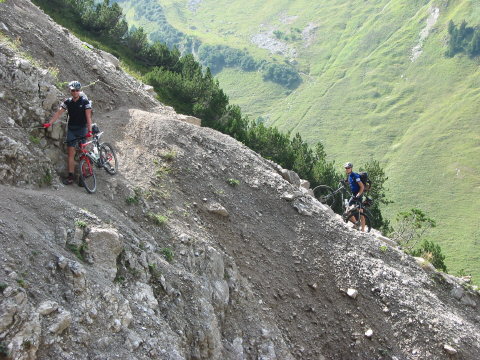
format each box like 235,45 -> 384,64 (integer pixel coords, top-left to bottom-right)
63,129 -> 103,144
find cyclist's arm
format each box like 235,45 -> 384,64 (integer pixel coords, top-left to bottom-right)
47,108 -> 66,126
85,108 -> 92,133
356,178 -> 365,198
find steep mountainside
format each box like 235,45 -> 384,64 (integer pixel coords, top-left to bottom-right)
114,0 -> 480,281
1,1 -> 480,359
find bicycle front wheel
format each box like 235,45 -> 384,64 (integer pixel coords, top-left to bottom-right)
346,209 -> 372,233
313,185 -> 335,206
99,143 -> 118,175
79,158 -> 96,193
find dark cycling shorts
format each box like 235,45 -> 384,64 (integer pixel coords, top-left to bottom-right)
66,127 -> 87,147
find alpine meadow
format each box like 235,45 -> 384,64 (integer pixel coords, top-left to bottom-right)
112,0 -> 479,280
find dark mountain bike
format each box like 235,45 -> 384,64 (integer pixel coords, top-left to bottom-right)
313,181 -> 372,232
66,126 -> 118,193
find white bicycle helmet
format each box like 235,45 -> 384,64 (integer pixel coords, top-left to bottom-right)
344,162 -> 353,168
68,81 -> 81,90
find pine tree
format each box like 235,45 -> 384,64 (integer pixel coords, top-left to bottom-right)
448,20 -> 455,35
360,160 -> 392,232
469,30 -> 480,57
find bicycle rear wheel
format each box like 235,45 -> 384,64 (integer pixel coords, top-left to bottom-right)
79,158 -> 96,193
362,213 -> 372,233
99,143 -> 118,175
313,185 -> 335,206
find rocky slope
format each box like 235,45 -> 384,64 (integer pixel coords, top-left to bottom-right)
1,1 -> 480,359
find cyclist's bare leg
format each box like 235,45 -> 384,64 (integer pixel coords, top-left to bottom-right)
348,214 -> 359,229
67,146 -> 75,173
348,210 -> 365,231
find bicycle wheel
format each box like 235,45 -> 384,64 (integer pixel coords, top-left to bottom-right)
79,158 -> 96,193
313,185 -> 335,206
345,209 -> 372,233
363,213 -> 372,233
99,143 -> 118,175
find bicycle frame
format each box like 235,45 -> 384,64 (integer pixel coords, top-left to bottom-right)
333,181 -> 351,210
73,132 -> 105,167
77,141 -> 95,175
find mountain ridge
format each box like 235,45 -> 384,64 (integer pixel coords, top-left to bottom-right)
115,0 -> 480,280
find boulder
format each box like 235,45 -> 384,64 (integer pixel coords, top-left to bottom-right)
443,344 -> 457,355
206,202 -> 229,217
177,114 -> 201,126
133,282 -> 158,310
347,288 -> 358,299
85,227 -> 123,281
300,179 -> 310,189
48,309 -> 72,335
280,169 -> 301,187
37,301 -> 59,315
97,49 -> 120,69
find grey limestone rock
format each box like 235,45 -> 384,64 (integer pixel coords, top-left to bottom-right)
85,226 -> 123,281
206,202 -> 229,217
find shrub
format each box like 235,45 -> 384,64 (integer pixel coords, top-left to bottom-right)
75,219 -> 87,228
359,160 -> 393,232
125,195 -> 140,205
114,275 -> 125,284
161,150 -> 177,161
29,135 -> 41,144
0,341 -> 9,357
390,208 -> 436,251
155,165 -> 172,178
126,187 -> 142,205
410,240 -> 447,272
42,169 -> 52,186
446,20 -> 480,57
148,263 -> 162,278
161,247 -> 174,262
261,63 -> 301,88
67,243 -> 88,261
0,283 -> 7,293
197,44 -> 257,73
149,213 -> 168,226
226,178 -> 240,186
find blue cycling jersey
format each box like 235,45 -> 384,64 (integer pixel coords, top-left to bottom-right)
348,172 -> 361,195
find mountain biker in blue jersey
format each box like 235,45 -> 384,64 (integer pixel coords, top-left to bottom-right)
344,162 -> 366,231
43,81 -> 92,185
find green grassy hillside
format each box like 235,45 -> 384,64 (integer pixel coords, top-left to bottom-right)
116,0 -> 480,280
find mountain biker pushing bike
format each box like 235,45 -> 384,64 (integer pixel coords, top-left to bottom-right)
344,162 -> 366,231
43,81 -> 92,185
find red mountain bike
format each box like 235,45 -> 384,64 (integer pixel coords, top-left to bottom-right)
67,126 -> 117,193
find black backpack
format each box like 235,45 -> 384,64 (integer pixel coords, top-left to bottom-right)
359,172 -> 372,191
